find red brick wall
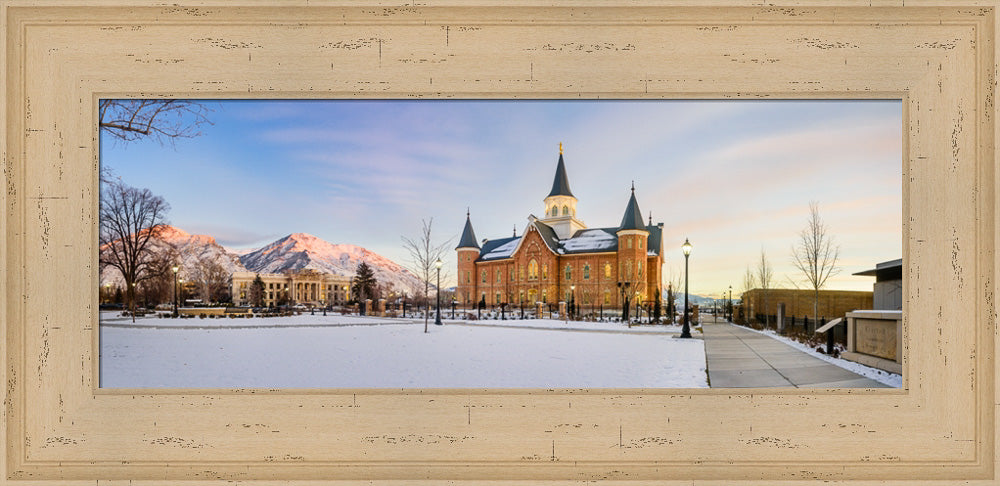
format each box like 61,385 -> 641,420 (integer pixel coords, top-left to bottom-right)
462,226 -> 665,309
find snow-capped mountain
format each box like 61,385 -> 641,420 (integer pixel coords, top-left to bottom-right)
100,227 -> 423,294
100,225 -> 247,285
239,233 -> 423,293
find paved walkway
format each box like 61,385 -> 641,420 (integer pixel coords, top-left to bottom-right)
702,320 -> 889,388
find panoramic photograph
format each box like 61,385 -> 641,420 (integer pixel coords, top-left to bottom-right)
98,99 -> 903,389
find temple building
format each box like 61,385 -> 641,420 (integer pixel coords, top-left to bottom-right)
456,145 -> 664,311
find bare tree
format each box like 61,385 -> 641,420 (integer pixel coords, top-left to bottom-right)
99,99 -> 213,145
401,218 -> 453,333
664,266 -> 683,323
99,180 -> 170,322
137,246 -> 179,307
791,201 -> 841,323
756,248 -> 774,329
191,258 -> 229,304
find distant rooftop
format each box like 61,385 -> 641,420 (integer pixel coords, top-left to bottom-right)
853,258 -> 902,277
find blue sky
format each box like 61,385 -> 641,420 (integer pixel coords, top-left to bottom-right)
101,100 -> 902,294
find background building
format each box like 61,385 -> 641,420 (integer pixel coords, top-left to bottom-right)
232,269 -> 351,307
740,288 -> 873,322
852,258 -> 902,310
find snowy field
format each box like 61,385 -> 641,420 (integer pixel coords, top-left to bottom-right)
100,312 -> 708,389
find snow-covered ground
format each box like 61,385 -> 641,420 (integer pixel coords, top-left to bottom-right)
100,312 -> 707,389
739,324 -> 903,388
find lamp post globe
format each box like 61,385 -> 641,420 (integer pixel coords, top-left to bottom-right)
680,238 -> 692,338
434,258 -> 443,325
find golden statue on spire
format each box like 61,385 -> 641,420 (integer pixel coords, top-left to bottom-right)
559,142 -> 563,154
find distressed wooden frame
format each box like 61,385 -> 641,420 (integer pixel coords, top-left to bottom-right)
1,1 -> 997,483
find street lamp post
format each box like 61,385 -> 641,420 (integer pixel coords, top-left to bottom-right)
172,265 -> 179,317
616,281 -> 631,326
728,285 -> 733,322
434,258 -> 443,326
681,238 -> 693,338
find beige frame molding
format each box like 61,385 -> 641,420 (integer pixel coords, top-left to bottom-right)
1,1 -> 996,483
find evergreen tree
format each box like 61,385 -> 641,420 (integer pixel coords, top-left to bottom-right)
352,262 -> 378,314
653,288 -> 662,323
665,284 -> 674,323
248,274 -> 265,307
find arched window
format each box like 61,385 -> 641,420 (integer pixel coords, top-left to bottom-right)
481,270 -> 487,284
583,264 -> 591,280
626,261 -> 632,278
605,263 -> 612,278
627,238 -> 633,249
520,266 -> 525,280
542,289 -> 548,303
639,239 -> 643,250
496,270 -> 501,284
638,261 -> 643,277
603,291 -> 610,304
551,206 -> 558,217
542,263 -> 548,279
565,264 -> 572,280
465,271 -> 470,284
495,292 -> 501,304
528,259 -> 539,279
562,205 -> 569,216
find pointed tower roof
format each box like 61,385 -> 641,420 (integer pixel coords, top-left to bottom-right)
546,144 -> 575,198
618,183 -> 646,232
456,210 -> 480,250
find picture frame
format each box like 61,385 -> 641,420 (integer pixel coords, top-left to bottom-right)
1,1 -> 996,483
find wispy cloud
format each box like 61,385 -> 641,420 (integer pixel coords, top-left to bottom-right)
102,99 -> 902,293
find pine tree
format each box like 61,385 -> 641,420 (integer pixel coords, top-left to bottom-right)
249,274 -> 265,308
352,262 -> 378,314
665,284 -> 675,323
653,288 -> 662,323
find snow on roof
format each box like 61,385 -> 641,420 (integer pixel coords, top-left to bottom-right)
561,229 -> 617,253
480,237 -> 521,260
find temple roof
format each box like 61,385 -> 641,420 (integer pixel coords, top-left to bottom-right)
456,212 -> 480,250
618,186 -> 646,231
475,223 -> 662,261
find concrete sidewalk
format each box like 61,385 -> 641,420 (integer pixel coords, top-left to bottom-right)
702,321 -> 889,388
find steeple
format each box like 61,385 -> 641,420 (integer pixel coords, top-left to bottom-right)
547,149 -> 574,198
541,143 -> 585,239
618,185 -> 646,231
456,209 -> 480,250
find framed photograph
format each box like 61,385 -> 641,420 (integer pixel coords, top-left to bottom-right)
2,1 -> 996,483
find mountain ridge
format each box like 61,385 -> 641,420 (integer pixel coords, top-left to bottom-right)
100,226 -> 424,295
